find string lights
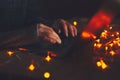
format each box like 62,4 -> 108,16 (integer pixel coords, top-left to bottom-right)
0,49 -> 56,79
93,25 -> 120,70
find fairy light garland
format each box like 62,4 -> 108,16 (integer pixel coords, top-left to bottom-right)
93,25 -> 120,70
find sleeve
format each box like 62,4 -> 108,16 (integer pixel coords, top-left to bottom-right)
0,25 -> 39,49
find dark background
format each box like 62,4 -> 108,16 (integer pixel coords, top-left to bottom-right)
36,0 -> 104,18
0,0 -> 120,80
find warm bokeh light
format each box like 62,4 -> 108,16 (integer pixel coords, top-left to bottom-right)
18,47 -> 28,51
50,53 -> 57,57
96,39 -> 100,43
96,59 -> 108,70
109,50 -> 116,56
7,51 -> 14,56
82,10 -> 113,38
73,21 -> 78,26
81,31 -> 96,39
109,43 -> 113,47
95,43 -> 102,48
109,26 -> 112,30
93,25 -> 120,70
105,46 -> 108,51
45,55 -> 51,62
28,64 -> 35,71
97,61 -> 102,67
44,72 -> 50,79
116,32 -> 119,35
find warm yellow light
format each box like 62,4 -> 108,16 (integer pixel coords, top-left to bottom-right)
116,32 -> 119,35
96,39 -> 100,43
81,31 -> 91,38
104,30 -> 108,33
73,21 -> 77,26
118,43 -> 120,46
109,43 -> 113,47
116,37 -> 120,40
96,43 -> 102,48
45,55 -> 51,62
111,34 -> 114,37
101,61 -> 108,69
113,40 -> 117,44
44,72 -> 50,79
101,32 -> 107,38
97,62 -> 102,67
93,35 -> 97,39
7,51 -> 14,56
110,50 -> 115,56
109,26 -> 112,30
96,59 -> 108,70
105,46 -> 108,51
94,43 -> 97,47
81,31 -> 96,39
28,64 -> 35,71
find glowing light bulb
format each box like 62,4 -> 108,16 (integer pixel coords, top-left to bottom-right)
116,32 -> 119,35
94,43 -> 97,47
96,43 -> 102,48
104,30 -> 108,33
73,21 -> 78,26
7,51 -> 14,56
45,55 -> 51,62
96,59 -> 108,70
81,31 -> 96,39
97,61 -> 102,67
109,43 -> 113,47
118,43 -> 120,47
96,39 -> 100,43
105,46 -> 108,51
111,34 -> 114,37
101,62 -> 108,69
110,50 -> 116,56
28,64 -> 35,71
109,26 -> 112,30
44,72 -> 50,79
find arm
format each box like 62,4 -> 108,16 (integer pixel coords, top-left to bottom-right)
0,25 -> 38,49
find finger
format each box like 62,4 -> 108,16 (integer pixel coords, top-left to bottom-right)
51,31 -> 62,44
68,24 -> 75,37
60,19 -> 68,37
73,26 -> 77,36
43,27 -> 61,44
49,39 -> 57,44
58,29 -> 61,34
44,36 -> 56,44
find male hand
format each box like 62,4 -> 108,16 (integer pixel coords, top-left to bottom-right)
37,23 -> 62,44
53,19 -> 77,37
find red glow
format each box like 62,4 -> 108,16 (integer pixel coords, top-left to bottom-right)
81,31 -> 96,39
81,10 -> 114,38
48,51 -> 57,57
50,53 -> 57,57
18,48 -> 28,51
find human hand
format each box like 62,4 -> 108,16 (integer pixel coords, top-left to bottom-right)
53,19 -> 77,37
37,23 -> 62,44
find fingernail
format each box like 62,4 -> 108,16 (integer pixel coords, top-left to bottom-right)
76,33 -> 77,36
58,39 -> 62,44
72,33 -> 75,37
66,34 -> 68,37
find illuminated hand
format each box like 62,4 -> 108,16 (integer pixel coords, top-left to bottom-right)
37,23 -> 61,44
54,19 -> 77,37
